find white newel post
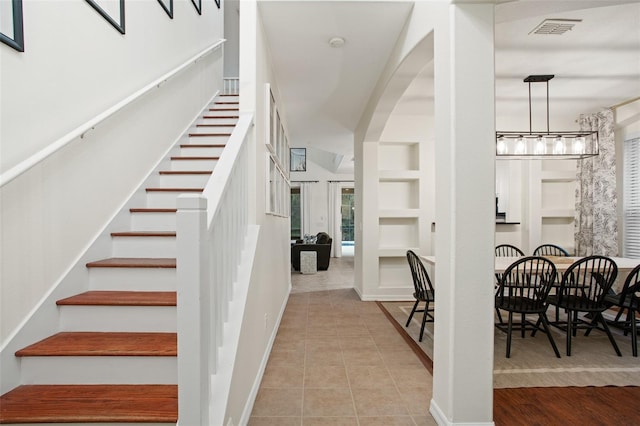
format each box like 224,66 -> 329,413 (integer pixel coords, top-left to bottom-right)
177,194 -> 212,426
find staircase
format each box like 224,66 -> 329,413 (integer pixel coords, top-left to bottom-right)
0,95 -> 240,425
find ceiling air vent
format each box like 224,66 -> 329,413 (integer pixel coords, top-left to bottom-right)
529,19 -> 582,35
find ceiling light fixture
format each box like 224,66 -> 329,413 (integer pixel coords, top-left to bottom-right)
328,37 -> 345,48
496,75 -> 598,160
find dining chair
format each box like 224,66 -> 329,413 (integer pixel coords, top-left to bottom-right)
494,244 -> 525,324
533,244 -> 570,257
405,250 -> 435,342
495,256 -> 560,358
495,244 -> 525,257
603,264 -> 640,356
538,255 -> 621,357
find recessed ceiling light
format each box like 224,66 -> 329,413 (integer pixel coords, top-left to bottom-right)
329,37 -> 345,48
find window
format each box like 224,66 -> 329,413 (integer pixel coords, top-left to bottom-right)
290,187 -> 301,239
624,137 -> 640,258
341,188 -> 355,242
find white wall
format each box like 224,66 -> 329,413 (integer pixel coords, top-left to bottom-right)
225,2 -> 292,422
0,0 -> 223,345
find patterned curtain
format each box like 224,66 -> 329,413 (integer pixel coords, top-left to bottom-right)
574,108 -> 618,256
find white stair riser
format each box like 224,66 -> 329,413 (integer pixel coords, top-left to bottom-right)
59,306 -> 176,332
146,191 -> 202,208
179,146 -> 225,157
112,237 -> 176,258
130,212 -> 176,231
205,110 -> 239,117
169,159 -> 218,171
187,135 -> 229,144
200,117 -> 238,126
192,123 -> 236,132
20,357 -> 176,384
158,173 -> 211,187
89,268 -> 176,291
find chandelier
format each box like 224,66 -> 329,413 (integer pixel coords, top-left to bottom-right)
496,75 -> 598,159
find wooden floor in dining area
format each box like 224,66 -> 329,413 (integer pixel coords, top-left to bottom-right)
260,260 -> 640,425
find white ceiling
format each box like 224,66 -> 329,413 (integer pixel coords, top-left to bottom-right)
259,1 -> 640,171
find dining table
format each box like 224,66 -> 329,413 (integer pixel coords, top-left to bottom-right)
421,255 -> 640,292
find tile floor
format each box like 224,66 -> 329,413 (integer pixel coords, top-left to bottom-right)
248,287 -> 436,425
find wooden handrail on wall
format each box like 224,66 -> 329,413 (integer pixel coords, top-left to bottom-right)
0,39 -> 226,188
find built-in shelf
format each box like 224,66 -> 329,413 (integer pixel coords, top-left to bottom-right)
378,170 -> 420,181
541,209 -> 574,218
379,209 -> 419,218
541,170 -> 576,182
431,222 -> 520,228
378,248 -> 418,257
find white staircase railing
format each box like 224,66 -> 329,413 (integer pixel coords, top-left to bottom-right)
223,77 -> 239,95
176,112 -> 254,425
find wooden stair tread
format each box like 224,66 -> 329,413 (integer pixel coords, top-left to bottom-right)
15,332 -> 177,357
159,170 -> 212,175
57,291 -> 176,306
86,258 -> 176,268
130,208 -> 177,213
145,187 -> 203,192
209,108 -> 239,112
215,101 -> 239,104
196,123 -> 235,127
179,143 -> 225,148
111,231 -> 176,237
0,384 -> 177,423
202,115 -> 239,119
188,133 -> 231,136
170,156 -> 220,160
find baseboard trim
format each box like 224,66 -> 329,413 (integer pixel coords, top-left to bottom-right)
238,277 -> 290,426
430,399 -> 495,426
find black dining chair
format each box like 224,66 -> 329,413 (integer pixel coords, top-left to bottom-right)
495,256 -> 560,358
603,264 -> 640,356
494,244 -> 525,324
405,250 -> 435,342
538,255 -> 621,356
495,244 -> 525,257
533,244 -> 570,257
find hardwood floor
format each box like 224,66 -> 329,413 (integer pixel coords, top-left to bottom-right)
306,260 -> 640,425
494,386 -> 640,426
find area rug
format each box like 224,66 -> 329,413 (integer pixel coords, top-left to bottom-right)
380,301 -> 640,388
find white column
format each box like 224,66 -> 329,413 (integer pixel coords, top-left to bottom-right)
431,3 -> 496,425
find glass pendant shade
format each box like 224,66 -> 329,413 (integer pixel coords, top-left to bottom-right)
553,136 -> 566,155
534,136 -> 546,155
515,137 -> 526,155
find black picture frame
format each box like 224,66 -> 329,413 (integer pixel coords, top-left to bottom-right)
290,148 -> 306,172
86,0 -> 125,34
157,0 -> 173,18
0,0 -> 24,52
191,0 -> 202,15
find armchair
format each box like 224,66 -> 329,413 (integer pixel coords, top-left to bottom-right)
291,232 -> 333,271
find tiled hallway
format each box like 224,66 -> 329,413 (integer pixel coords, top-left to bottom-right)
248,286 -> 436,425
